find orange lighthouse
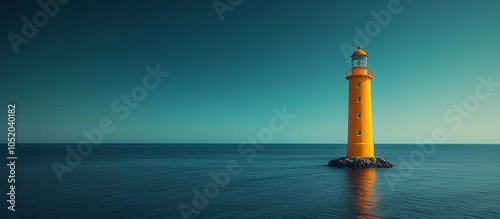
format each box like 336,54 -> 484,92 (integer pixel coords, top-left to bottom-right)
346,46 -> 374,157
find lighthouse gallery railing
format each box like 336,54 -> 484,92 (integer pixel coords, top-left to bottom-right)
346,69 -> 374,77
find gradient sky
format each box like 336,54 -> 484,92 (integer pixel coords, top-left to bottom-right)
1,0 -> 499,143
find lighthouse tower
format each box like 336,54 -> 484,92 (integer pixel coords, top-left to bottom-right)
346,46 -> 374,157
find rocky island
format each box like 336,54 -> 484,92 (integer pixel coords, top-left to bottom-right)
328,156 -> 394,169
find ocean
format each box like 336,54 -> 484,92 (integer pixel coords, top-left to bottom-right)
2,144 -> 499,218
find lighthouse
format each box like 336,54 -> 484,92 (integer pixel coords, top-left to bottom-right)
328,46 -> 393,168
346,46 -> 374,157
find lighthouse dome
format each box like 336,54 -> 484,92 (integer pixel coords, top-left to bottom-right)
352,46 -> 368,57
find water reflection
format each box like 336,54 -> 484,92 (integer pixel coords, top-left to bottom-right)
345,168 -> 378,218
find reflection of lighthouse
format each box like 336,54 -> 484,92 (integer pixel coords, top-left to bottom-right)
346,46 -> 374,157
345,169 -> 378,218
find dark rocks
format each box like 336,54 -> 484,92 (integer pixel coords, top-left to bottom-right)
328,156 -> 394,168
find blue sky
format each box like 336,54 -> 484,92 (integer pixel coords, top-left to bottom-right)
1,0 -> 499,143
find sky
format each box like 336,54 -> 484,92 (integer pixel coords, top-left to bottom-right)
1,0 -> 499,144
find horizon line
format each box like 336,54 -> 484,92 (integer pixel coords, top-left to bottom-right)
5,142 -> 500,145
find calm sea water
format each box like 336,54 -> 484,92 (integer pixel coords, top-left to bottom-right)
2,144 -> 499,218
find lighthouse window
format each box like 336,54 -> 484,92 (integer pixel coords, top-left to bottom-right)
357,131 -> 362,136
357,112 -> 361,119
357,97 -> 361,102
357,83 -> 361,89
